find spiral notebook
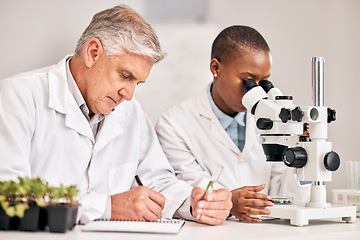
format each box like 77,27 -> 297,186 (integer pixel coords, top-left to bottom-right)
82,218 -> 185,234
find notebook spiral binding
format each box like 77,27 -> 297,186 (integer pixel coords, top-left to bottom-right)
94,218 -> 181,223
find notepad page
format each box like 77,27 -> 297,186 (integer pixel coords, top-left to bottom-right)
82,219 -> 185,234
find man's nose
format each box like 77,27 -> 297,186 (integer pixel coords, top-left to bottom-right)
118,82 -> 136,101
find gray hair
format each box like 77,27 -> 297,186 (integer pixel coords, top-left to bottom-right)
74,5 -> 165,64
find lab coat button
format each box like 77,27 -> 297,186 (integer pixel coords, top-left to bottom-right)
238,158 -> 246,164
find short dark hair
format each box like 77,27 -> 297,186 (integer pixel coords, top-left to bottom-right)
211,25 -> 270,64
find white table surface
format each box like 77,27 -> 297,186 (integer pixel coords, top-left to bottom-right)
1,217 -> 359,240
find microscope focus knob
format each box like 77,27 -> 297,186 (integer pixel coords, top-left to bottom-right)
292,106 -> 304,122
279,108 -> 291,123
324,151 -> 340,171
257,118 -> 273,130
327,108 -> 336,123
282,147 -> 308,168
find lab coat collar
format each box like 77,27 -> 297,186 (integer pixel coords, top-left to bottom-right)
47,56 -> 129,147
198,84 -> 258,156
197,86 -> 241,155
48,56 -> 70,114
48,56 -> 94,142
92,104 -> 128,153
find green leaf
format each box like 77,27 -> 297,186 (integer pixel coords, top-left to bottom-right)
5,206 -> 15,218
36,199 -> 47,207
18,186 -> 28,196
1,201 -> 9,210
15,203 -> 29,218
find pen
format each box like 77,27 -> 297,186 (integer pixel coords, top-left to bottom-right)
196,166 -> 224,219
202,166 -> 224,199
135,175 -> 143,186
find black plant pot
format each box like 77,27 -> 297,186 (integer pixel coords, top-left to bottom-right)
0,207 -> 20,230
18,205 -> 40,231
47,205 -> 77,233
68,205 -> 79,230
1,205 -> 78,233
38,207 -> 48,230
0,207 -> 11,230
9,217 -> 20,230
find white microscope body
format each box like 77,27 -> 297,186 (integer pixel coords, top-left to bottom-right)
242,57 -> 356,226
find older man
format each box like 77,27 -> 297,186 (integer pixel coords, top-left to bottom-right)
0,5 -> 231,225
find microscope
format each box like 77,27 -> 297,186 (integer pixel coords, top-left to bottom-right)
242,57 -> 356,226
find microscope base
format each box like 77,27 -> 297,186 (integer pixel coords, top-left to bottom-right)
266,204 -> 356,226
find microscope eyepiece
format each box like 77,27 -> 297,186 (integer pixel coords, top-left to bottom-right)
259,80 -> 274,93
242,79 -> 258,93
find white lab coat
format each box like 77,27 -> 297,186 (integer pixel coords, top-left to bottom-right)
0,56 -> 192,223
155,86 -> 309,202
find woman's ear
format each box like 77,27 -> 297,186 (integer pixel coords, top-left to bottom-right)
210,58 -> 221,78
84,38 -> 104,68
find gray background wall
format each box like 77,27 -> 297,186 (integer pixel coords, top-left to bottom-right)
1,0 -> 359,200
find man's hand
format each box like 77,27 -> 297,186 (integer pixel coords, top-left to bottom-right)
190,187 -> 232,226
111,186 -> 165,221
230,184 -> 274,222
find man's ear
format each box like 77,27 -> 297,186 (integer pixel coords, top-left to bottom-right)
210,58 -> 221,77
84,38 -> 103,68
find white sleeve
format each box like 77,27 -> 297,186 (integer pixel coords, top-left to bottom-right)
78,191 -> 109,224
0,80 -> 35,180
155,114 -> 225,190
134,108 -> 194,219
173,197 -> 193,220
282,169 -> 311,203
269,163 -> 311,203
268,162 -> 288,196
